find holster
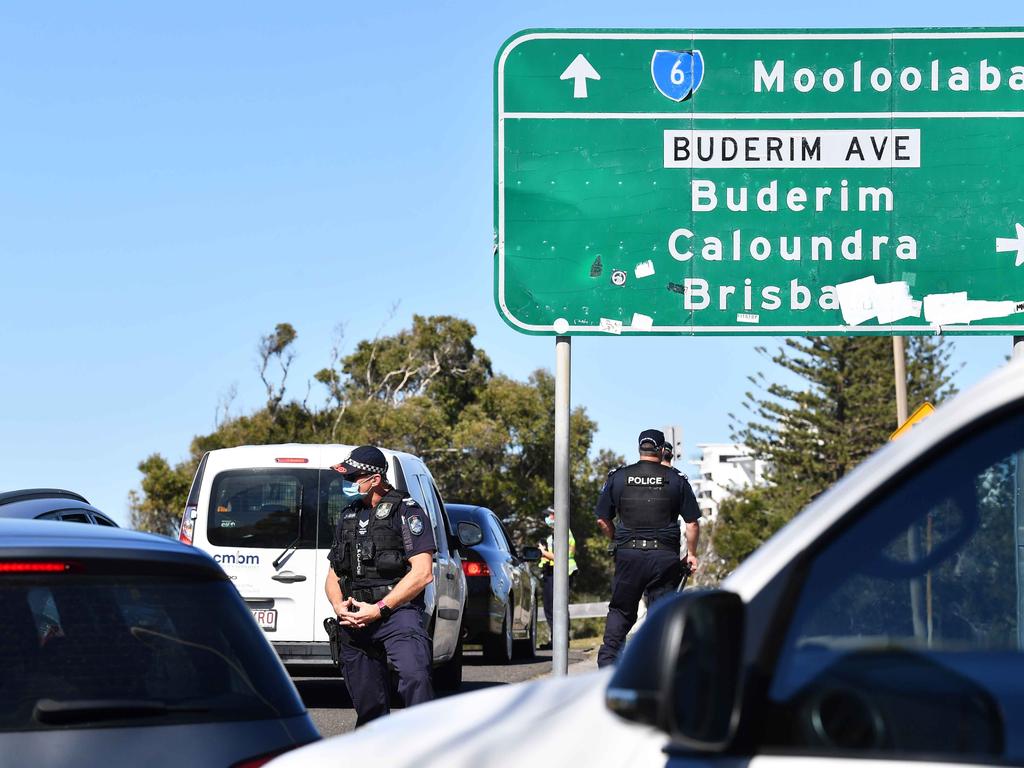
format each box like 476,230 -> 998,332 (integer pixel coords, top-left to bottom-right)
322,615 -> 386,663
323,617 -> 342,666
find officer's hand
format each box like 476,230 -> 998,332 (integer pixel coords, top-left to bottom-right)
333,597 -> 353,617
685,553 -> 699,573
339,599 -> 380,628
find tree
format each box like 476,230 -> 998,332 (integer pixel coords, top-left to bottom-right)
128,454 -> 195,535
715,336 -> 958,571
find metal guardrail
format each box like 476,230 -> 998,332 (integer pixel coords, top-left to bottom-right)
537,601 -> 608,623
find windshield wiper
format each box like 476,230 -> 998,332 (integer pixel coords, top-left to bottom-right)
272,486 -> 305,569
33,698 -> 210,725
272,533 -> 301,569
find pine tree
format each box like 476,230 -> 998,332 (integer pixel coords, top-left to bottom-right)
715,336 -> 958,571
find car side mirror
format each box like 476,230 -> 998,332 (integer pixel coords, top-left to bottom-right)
520,546 -> 542,562
605,589 -> 744,751
456,521 -> 484,547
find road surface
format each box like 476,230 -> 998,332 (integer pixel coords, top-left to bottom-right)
296,647 -> 594,737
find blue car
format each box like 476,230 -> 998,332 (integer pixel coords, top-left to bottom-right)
0,519 -> 319,767
446,504 -> 541,663
0,488 -> 118,527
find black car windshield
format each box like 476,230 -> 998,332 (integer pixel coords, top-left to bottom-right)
0,571 -> 305,732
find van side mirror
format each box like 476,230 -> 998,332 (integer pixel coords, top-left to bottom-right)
519,546 -> 542,562
605,589 -> 744,751
456,521 -> 484,547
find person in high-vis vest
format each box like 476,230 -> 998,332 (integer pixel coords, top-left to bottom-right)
537,505 -> 577,650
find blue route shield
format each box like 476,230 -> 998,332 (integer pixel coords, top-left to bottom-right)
650,50 -> 705,102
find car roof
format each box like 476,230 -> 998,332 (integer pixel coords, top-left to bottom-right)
204,443 -> 423,463
0,496 -> 114,522
0,519 -> 223,575
725,355 -> 1024,601
199,444 -> 428,487
444,503 -> 491,519
0,488 -> 89,506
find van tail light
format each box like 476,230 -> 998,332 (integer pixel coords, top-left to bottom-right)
462,561 -> 491,577
230,746 -> 297,768
178,505 -> 197,545
275,457 -> 309,464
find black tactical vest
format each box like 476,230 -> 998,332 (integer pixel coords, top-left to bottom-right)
330,490 -> 410,588
616,461 -> 678,531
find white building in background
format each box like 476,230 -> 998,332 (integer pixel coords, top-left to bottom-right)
689,443 -> 768,522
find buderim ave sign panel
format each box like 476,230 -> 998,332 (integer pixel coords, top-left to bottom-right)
493,29 -> 1024,335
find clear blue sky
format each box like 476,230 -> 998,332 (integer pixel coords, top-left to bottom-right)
0,3 -> 1015,525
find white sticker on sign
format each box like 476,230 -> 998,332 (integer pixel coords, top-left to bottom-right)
599,318 -> 623,334
634,260 -> 655,279
631,313 -> 654,330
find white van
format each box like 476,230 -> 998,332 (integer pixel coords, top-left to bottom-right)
177,444 -> 467,689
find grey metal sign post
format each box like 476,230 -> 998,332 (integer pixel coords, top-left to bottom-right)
553,336 -> 572,675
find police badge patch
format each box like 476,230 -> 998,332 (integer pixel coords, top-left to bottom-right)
407,515 -> 424,536
374,503 -> 393,519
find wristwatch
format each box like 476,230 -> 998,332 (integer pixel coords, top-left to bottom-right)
376,600 -> 393,620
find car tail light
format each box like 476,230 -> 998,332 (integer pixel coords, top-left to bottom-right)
275,457 -> 309,464
0,562 -> 71,573
230,746 -> 297,768
462,561 -> 491,577
178,504 -> 197,545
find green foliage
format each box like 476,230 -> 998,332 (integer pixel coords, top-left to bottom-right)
128,454 -> 195,536
130,314 -> 620,596
716,336 -> 958,572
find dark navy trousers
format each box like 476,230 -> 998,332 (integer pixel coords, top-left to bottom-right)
597,548 -> 683,668
339,605 -> 434,726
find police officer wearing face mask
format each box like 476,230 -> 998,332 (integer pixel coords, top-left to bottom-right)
595,429 -> 701,668
324,445 -> 436,725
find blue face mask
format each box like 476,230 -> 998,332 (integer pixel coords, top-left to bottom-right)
341,478 -> 367,502
545,516 -> 555,528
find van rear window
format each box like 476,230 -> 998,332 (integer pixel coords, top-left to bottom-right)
207,469 -> 319,548
0,572 -> 305,732
206,468 -> 410,549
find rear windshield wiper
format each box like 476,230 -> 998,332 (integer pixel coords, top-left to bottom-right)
34,698 -> 210,726
272,533 -> 301,569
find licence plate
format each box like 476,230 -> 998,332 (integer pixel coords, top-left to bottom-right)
251,608 -> 277,632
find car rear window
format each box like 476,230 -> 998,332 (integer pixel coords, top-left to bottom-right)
445,508 -> 497,548
207,469 -> 319,548
0,571 -> 305,732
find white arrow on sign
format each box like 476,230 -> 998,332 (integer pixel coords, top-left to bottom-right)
560,54 -> 601,99
996,222 -> 1024,267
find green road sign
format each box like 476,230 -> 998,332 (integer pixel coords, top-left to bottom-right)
494,29 -> 1024,335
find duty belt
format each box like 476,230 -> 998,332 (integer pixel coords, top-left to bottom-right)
622,538 -> 663,550
346,583 -> 395,603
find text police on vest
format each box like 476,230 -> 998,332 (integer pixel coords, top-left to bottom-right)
626,476 -> 664,486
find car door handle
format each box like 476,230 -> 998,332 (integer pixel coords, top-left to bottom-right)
271,571 -> 307,583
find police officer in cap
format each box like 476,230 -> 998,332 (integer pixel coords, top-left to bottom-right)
595,429 -> 700,668
325,445 -> 436,725
660,441 -> 675,467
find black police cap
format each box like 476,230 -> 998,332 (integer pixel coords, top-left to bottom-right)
638,429 -> 666,450
333,445 -> 389,476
